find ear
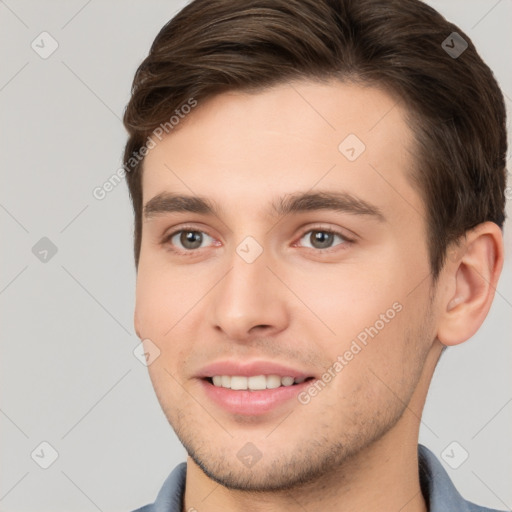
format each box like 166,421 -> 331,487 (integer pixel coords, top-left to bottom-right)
437,222 -> 504,346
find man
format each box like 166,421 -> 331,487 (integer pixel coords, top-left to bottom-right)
123,0 -> 507,510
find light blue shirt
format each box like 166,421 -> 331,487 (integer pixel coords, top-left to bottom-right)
131,444 -> 505,512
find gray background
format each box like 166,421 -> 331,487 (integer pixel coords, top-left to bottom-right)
1,1 -> 511,511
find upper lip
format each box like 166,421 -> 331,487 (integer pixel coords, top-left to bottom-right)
197,360 -> 315,379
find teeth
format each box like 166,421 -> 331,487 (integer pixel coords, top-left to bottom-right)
209,374 -> 307,390
266,375 -> 281,389
248,375 -> 267,390
230,376 -> 247,390
281,376 -> 294,386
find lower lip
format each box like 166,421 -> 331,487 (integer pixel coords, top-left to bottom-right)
199,378 -> 313,415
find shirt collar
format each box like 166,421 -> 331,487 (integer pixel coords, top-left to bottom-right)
418,444 -> 474,512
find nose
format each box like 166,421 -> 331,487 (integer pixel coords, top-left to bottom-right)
210,246 -> 289,342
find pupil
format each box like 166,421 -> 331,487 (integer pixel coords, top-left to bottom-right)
182,231 -> 202,249
312,231 -> 333,249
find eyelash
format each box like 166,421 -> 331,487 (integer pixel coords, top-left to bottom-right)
161,224 -> 354,256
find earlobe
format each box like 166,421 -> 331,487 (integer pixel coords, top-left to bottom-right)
437,222 -> 503,347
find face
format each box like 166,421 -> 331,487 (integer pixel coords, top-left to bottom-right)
135,80 -> 438,491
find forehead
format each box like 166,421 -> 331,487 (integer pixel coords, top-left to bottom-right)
141,79 -> 422,224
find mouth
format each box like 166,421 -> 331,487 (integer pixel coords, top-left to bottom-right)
196,360 -> 319,415
199,374 -> 317,416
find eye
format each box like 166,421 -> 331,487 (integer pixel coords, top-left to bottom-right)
164,228 -> 215,252
297,228 -> 351,251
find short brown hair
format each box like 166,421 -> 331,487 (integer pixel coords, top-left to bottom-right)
123,0 -> 507,279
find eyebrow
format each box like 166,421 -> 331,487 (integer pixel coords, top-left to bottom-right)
143,190 -> 385,222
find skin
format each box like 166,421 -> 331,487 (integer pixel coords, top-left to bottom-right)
134,79 -> 503,512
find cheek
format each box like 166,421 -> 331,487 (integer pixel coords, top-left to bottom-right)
134,261 -> 197,377
134,252 -> 192,335
134,278 -> 168,338
317,304 -> 426,426
305,255 -> 429,385
300,260 -> 401,339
